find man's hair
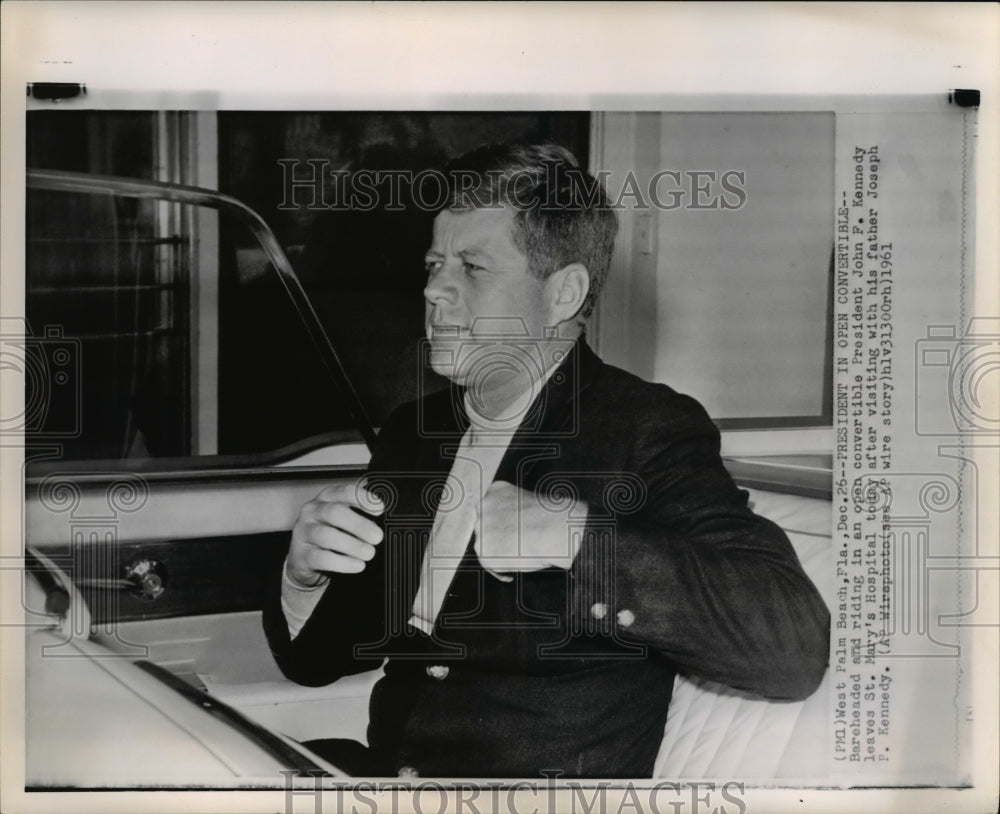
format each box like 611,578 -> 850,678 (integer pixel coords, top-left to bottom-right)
443,143 -> 618,322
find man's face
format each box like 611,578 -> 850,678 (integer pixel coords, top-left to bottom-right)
423,206 -> 555,389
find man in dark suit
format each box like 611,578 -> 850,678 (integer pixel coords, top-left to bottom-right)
263,143 -> 830,778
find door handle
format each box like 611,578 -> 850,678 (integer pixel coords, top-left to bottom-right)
76,558 -> 168,600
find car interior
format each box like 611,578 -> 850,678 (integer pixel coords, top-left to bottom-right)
22,109 -> 836,786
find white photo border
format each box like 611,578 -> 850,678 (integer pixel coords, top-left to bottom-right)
2,3 -> 997,814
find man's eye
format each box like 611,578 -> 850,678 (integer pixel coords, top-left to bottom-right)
425,260 -> 442,275
463,261 -> 485,274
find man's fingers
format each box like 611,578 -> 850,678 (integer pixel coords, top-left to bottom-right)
305,547 -> 368,575
473,530 -> 525,580
288,479 -> 387,581
303,521 -> 378,562
312,501 -> 384,546
316,481 -> 386,516
481,563 -> 515,583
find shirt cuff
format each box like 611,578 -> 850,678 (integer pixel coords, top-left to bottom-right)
280,559 -> 329,640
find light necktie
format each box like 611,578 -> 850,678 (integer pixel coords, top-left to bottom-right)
407,424 -> 513,635
407,350 -> 563,635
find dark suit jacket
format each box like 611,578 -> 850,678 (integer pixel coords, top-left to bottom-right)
263,338 -> 830,778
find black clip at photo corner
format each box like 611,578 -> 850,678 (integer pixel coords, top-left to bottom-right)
948,89 -> 980,108
27,82 -> 87,101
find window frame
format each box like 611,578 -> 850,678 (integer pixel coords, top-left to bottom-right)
24,168 -> 377,478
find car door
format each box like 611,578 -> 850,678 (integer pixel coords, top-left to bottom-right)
22,167 -> 384,746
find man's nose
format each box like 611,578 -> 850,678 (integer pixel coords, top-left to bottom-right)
423,264 -> 459,307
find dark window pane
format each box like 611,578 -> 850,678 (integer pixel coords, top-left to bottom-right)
25,187 -> 189,460
216,112 -> 591,433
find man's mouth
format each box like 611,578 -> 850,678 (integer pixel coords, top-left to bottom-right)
426,323 -> 463,342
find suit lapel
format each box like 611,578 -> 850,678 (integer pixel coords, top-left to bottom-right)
494,336 -> 602,485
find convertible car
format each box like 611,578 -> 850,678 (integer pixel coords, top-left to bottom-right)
21,165 -> 834,788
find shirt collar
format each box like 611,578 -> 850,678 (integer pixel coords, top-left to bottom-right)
463,353 -> 562,437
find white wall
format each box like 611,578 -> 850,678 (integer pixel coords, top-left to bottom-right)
594,112 -> 834,424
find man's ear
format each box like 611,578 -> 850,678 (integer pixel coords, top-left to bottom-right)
547,263 -> 591,325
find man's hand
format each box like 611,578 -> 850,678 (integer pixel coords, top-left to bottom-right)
475,480 -> 587,579
286,479 -> 385,589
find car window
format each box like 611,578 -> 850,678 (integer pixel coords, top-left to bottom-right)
25,173 -> 369,465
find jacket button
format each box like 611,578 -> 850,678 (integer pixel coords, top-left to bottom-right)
616,609 -> 635,628
426,664 -> 449,680
590,602 -> 608,620
398,765 -> 419,778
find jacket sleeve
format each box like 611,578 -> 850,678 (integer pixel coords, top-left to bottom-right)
261,408 -> 413,687
568,393 -> 830,701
